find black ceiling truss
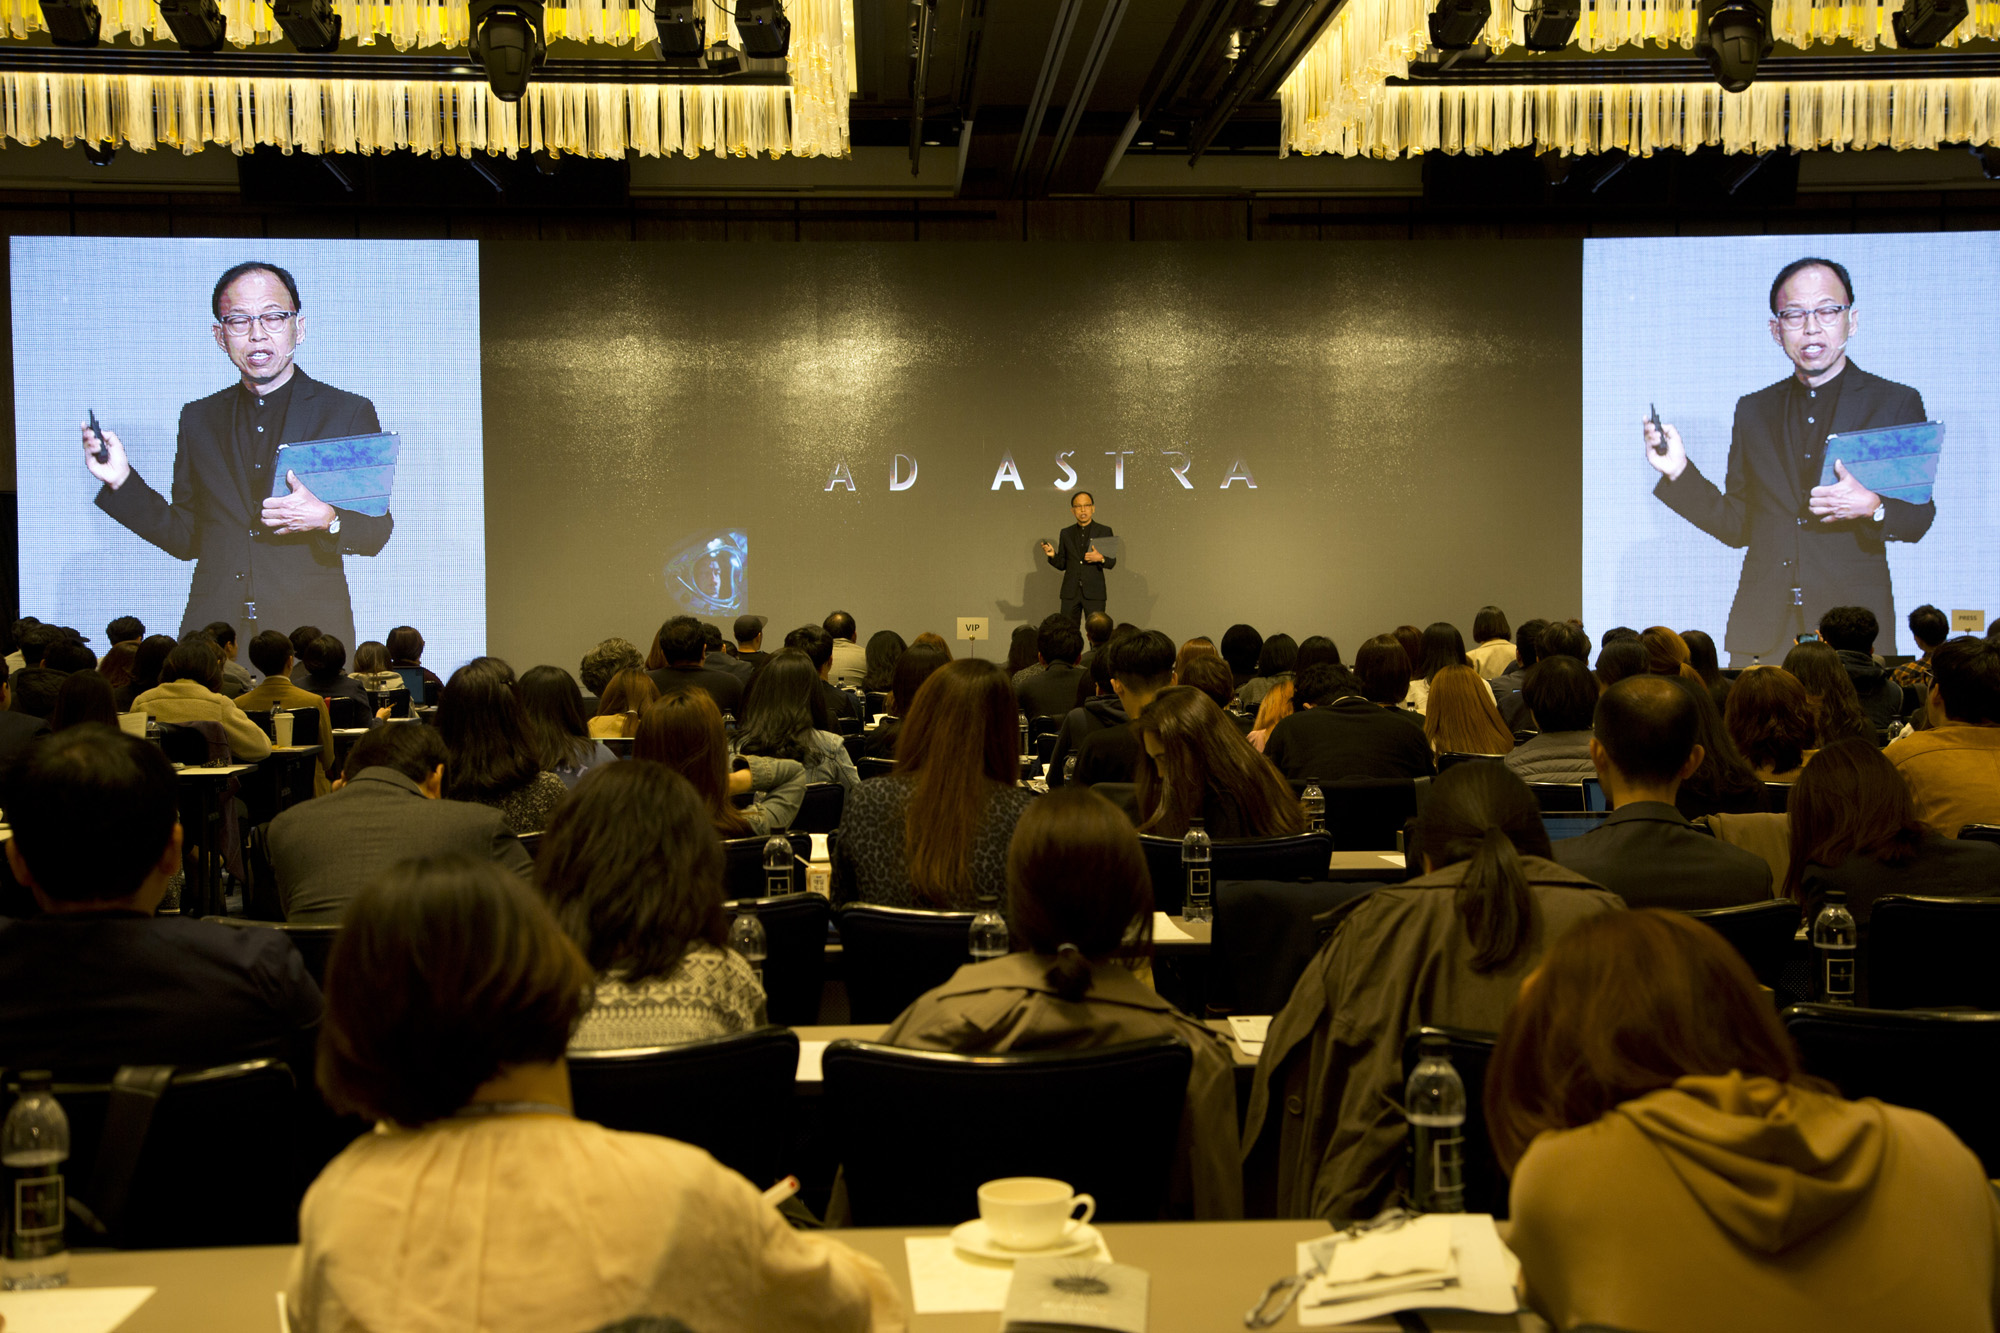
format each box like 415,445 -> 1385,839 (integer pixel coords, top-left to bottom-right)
1393,51 -> 2000,84
0,44 -> 788,83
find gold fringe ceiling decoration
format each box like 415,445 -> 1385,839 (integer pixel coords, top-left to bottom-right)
1278,0 -> 2000,157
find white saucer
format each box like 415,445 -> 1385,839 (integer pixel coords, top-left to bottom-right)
949,1218 -> 1101,1262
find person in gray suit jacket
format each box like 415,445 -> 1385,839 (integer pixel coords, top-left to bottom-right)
1552,676 -> 1772,909
269,722 -> 532,924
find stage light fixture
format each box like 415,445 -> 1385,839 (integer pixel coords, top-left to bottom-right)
39,0 -> 101,47
157,0 -> 226,51
734,0 -> 790,58
1892,0 -> 1967,47
468,0 -> 545,102
1523,0 -> 1579,49
81,141 -> 116,166
1695,0 -> 1772,92
1428,0 -> 1492,52
654,0 -> 705,60
273,0 -> 341,52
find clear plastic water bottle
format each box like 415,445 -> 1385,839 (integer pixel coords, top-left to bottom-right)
1061,753 -> 1078,786
726,910 -> 768,990
763,834 -> 793,896
1301,777 -> 1325,834
1406,1035 -> 1466,1214
1182,816 -> 1212,924
1017,711 -> 1030,759
1812,886 -> 1857,1006
3,1072 -> 69,1290
969,897 -> 1010,963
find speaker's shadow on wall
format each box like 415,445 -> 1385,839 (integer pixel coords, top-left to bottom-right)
996,545 -> 1156,629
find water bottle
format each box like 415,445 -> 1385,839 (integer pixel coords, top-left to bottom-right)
762,834 -> 793,896
1405,1035 -> 1466,1214
1812,886 -> 1857,1006
3,1073 -> 69,1290
1182,816 -> 1212,924
726,910 -> 768,991
1061,753 -> 1078,786
1301,777 -> 1325,834
969,897 -> 1010,963
1017,711 -> 1030,758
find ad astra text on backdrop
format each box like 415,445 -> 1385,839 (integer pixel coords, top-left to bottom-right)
822,451 -> 1260,493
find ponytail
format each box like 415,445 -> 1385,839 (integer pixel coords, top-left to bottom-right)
1456,823 -> 1534,972
1046,942 -> 1092,1003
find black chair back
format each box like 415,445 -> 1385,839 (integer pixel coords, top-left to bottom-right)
4,1060 -> 302,1248
516,831 -> 543,861
204,916 -> 342,987
1136,832 -> 1334,916
1211,879 -> 1386,1014
154,721 -> 219,767
284,706 -> 323,748
1868,895 -> 2000,1010
1763,782 -> 1792,813
835,905 -> 977,1022
324,695 -> 368,729
1526,782 -> 1588,812
856,756 -> 896,780
1435,752 -> 1502,774
864,690 -> 890,716
1027,715 -> 1063,744
1398,1026 -> 1506,1218
722,893 -> 831,1026
1958,824 -> 2000,847
568,1027 -> 800,1189
834,715 -> 864,736
1783,1004 -> 2000,1174
823,1037 -> 1191,1225
793,783 -> 846,835
368,685 -> 413,719
722,832 -> 812,899
1323,779 -> 1423,851
601,735 -> 634,758
1683,899 -> 1802,994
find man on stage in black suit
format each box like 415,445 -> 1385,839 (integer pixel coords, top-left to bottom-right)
83,261 -> 393,656
1647,257 -> 1933,666
1040,490 -> 1116,628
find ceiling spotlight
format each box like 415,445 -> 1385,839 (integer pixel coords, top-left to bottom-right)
81,141 -> 117,166
273,0 -> 340,52
1892,0 -> 1967,47
1429,0 -> 1492,51
705,40 -> 742,73
1224,27 -> 1244,60
39,0 -> 101,47
1696,0 -> 1772,92
1970,144 -> 2000,180
468,0 -> 545,101
654,0 -> 704,60
157,0 -> 226,51
734,0 -> 789,58
1523,0 -> 1578,50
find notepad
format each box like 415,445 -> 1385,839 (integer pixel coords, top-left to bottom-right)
270,431 -> 401,516
1227,1015 -> 1271,1057
0,1286 -> 155,1333
1153,912 -> 1194,941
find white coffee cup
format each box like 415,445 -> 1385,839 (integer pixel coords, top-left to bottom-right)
976,1177 -> 1095,1250
117,711 -> 149,738
273,711 -> 295,747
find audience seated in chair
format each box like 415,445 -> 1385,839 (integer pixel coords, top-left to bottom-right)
1466,605 -> 1517,680
0,725 -> 320,1071
268,723 -> 531,924
1016,617 -> 1089,721
858,629 -> 905,698
1784,737 -> 2000,927
880,786 -> 1242,1219
733,648 -> 861,792
1503,656 -> 1599,784
519,665 -> 619,789
438,658 -> 571,835
1242,762 -> 1620,1223
289,855 -> 901,1333
580,638 -> 645,702
386,624 -> 446,703
1491,910 -> 1998,1333
1889,604 -> 1947,725
1667,674 -> 1770,819
1235,633 -> 1296,714
202,619 -> 256,698
1134,686 -> 1304,841
1489,617 -> 1548,731
824,610 -> 868,689
832,658 -> 1037,910
1883,635 -> 2000,836
846,642 -> 949,765
49,670 -> 121,732
1726,666 -> 1820,783
115,634 -> 174,713
348,639 -> 406,694
1046,646 -> 1123,787
1406,622 -> 1496,715
1552,677 -> 1772,909
636,688 -> 806,837
591,668 -> 657,741
1246,677 -> 1293,753
784,623 -> 865,727
1425,663 -> 1515,758
1818,604 -> 1905,738
1784,640 -> 1879,750
538,761 -> 766,1050
645,616 -> 746,716
297,634 -> 382,722
236,630 -> 338,794
1071,630 -> 1176,787
1263,662 -> 1435,785
132,636 -> 272,761
0,661 -> 52,768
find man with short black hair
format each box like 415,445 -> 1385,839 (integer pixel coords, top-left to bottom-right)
106,616 -> 145,647
203,619 -> 257,697
235,629 -> 336,791
1219,624 -> 1263,693
1892,603 -> 1950,705
1040,491 -> 1115,628
646,617 -> 745,715
7,665 -> 65,720
1551,677 -> 1771,907
16,624 -> 62,668
784,623 -> 862,725
1884,636 -> 2000,836
1071,630 -> 1174,788
1078,612 -> 1114,666
1018,619 -> 1087,720
0,726 -> 321,1070
1504,656 -> 1600,783
733,614 -> 771,669
1817,604 -> 1901,734
1264,662 -> 1435,784
1492,617 -> 1550,730
268,722 -> 530,924
0,660 -> 49,770
4,617 -> 39,672
1537,621 -> 1592,664
699,622 -> 753,684
42,637 -> 96,674
824,611 -> 866,689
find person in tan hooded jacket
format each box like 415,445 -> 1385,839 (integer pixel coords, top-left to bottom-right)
1490,909 -> 1999,1333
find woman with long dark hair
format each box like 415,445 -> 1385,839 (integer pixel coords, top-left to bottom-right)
634,688 -> 805,837
518,665 -> 618,788
1680,628 -> 1730,712
859,630 -> 906,696
1664,674 -> 1769,817
832,658 -> 1037,909
538,762 -> 765,1048
734,648 -> 860,791
117,633 -> 176,712
1134,686 -> 1305,839
847,641 -> 950,764
50,669 -> 120,731
1004,624 -> 1040,678
1490,910 -> 1996,1332
1406,622 -> 1496,714
1783,640 -> 1877,748
1237,633 -> 1298,712
438,658 -> 569,834
1242,762 -> 1620,1223
883,787 -> 1242,1218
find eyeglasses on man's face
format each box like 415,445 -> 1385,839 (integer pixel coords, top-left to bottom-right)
1774,303 -> 1851,330
218,310 -> 299,336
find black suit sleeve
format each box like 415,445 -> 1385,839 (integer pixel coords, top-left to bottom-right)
1653,400 -> 1753,550
94,402 -> 209,560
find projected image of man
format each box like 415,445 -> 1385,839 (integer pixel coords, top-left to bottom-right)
1039,490 -> 1116,628
1645,258 -> 1932,666
83,261 -> 392,654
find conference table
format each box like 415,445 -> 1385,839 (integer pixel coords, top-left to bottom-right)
60,1223 -> 1546,1332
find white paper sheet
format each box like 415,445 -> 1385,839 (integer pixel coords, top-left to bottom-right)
903,1235 -> 1115,1314
1226,1015 -> 1271,1057
0,1286 -> 155,1333
809,833 -> 830,864
796,1040 -> 828,1083
1295,1215 -> 1520,1327
1377,853 -> 1406,868
1153,912 -> 1194,941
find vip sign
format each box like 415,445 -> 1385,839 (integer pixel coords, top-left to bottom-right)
823,450 -> 1257,493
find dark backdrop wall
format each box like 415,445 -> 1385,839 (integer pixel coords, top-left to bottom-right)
481,241 -> 1582,671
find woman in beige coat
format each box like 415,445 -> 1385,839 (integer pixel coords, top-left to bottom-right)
132,637 -> 272,762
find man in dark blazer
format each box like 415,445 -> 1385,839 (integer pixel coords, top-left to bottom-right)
1040,490 -> 1116,627
267,723 -> 530,925
1648,258 -> 1932,665
1552,677 -> 1771,909
85,261 -> 392,656
1264,664 -> 1436,784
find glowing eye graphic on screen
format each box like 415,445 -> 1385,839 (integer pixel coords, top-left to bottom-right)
665,529 -> 748,614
